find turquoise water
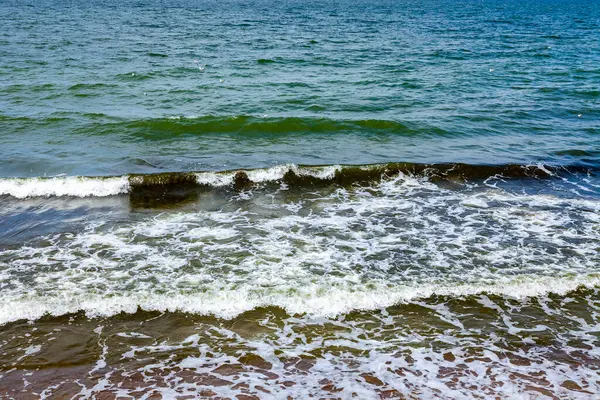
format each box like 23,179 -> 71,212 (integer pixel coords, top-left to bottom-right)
1,1 -> 600,398
1,0 -> 599,176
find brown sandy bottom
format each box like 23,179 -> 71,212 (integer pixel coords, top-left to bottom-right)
1,290 -> 599,399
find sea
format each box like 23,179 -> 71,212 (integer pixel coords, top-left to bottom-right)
1,0 -> 599,398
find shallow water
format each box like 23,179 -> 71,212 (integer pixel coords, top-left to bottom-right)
1,0 -> 600,398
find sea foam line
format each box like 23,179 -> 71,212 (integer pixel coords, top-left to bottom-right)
1,274 -> 598,325
0,164 -> 344,198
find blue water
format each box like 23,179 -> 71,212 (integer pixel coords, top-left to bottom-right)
1,0 -> 599,177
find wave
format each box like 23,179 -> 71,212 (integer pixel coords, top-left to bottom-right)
0,114 -> 453,136
2,163 -> 599,325
127,115 -> 430,136
0,162 -> 594,199
1,274 -> 598,325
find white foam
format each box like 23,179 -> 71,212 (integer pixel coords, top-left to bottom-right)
1,172 -> 599,325
0,176 -> 130,198
194,171 -> 236,186
195,164 -> 342,186
0,274 -> 598,325
246,164 -> 293,182
16,345 -> 42,361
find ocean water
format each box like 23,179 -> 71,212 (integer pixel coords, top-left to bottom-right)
1,0 -> 600,398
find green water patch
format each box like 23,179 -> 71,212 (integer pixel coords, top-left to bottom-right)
121,115 -> 435,138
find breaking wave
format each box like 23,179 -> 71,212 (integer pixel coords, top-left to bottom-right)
0,162 -> 594,199
1,275 -> 599,325
1,169 -> 599,324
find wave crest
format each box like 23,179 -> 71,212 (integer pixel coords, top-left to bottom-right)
0,162 -> 592,199
1,275 -> 598,325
